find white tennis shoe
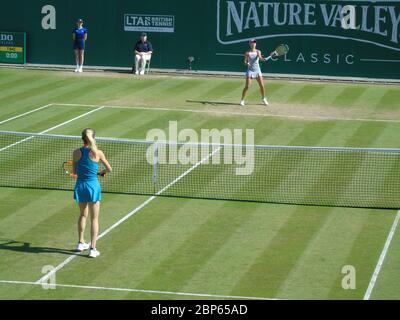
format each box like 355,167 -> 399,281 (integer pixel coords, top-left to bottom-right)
262,97 -> 269,106
76,242 -> 90,252
140,70 -> 145,75
88,248 -> 100,258
240,100 -> 245,106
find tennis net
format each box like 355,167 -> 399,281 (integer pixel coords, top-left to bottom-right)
1,130 -> 400,209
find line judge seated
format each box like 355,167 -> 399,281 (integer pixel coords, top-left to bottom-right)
134,32 -> 153,75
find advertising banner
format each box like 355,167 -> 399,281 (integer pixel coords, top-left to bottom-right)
0,1 -> 399,79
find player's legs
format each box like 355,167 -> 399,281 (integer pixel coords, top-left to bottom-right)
240,77 -> 252,105
256,76 -> 269,106
88,201 -> 100,249
241,77 -> 252,99
77,202 -> 89,243
256,76 -> 265,98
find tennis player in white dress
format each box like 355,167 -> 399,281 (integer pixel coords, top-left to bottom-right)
240,39 -> 269,107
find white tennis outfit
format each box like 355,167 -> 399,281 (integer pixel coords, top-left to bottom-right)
246,51 -> 262,79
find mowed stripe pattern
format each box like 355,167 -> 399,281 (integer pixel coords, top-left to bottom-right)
0,68 -> 399,299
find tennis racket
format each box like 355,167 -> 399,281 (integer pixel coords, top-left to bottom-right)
62,160 -> 106,178
264,44 -> 289,61
63,161 -> 77,178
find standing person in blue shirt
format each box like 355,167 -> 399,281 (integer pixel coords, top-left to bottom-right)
72,128 -> 112,258
134,33 -> 153,75
73,19 -> 88,73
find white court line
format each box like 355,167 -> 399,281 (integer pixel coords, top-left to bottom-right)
36,147 -> 222,284
51,102 -> 400,124
0,280 -> 280,300
363,210 -> 400,300
0,106 -> 104,153
0,103 -> 54,125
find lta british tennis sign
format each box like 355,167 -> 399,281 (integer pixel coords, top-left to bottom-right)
124,14 -> 175,33
216,0 -> 400,78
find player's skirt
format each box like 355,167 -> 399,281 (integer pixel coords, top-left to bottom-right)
73,40 -> 85,50
246,70 -> 262,79
74,179 -> 101,203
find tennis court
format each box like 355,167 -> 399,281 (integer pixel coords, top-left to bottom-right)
0,68 -> 399,299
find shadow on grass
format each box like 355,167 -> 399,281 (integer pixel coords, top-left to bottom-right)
0,239 -> 78,256
186,99 -> 240,106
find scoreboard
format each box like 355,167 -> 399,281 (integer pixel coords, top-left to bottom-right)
0,31 -> 26,64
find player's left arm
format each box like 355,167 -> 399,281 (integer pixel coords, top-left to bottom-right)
84,29 -> 88,41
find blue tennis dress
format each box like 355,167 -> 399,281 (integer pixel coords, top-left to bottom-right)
74,147 -> 101,203
246,51 -> 262,79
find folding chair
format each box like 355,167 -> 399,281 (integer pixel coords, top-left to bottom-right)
131,56 -> 151,75
144,57 -> 151,74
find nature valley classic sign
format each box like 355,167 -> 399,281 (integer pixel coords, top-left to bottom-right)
217,0 -> 400,52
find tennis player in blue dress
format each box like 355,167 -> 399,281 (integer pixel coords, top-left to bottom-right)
72,19 -> 88,73
73,128 -> 112,258
240,39 -> 269,107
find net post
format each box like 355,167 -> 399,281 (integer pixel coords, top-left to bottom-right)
152,142 -> 158,195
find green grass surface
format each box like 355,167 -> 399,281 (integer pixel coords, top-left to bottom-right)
0,68 -> 399,300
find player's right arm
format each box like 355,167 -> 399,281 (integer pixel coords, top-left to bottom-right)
244,52 -> 249,66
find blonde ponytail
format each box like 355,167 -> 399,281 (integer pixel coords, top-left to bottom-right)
82,128 -> 98,155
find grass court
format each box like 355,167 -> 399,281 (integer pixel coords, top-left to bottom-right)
0,68 -> 399,299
